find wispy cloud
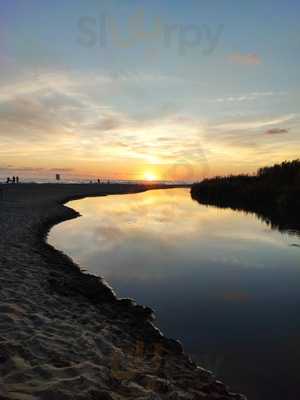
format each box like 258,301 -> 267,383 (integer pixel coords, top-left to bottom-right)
214,114 -> 296,131
265,128 -> 289,135
212,91 -> 287,103
0,165 -> 73,173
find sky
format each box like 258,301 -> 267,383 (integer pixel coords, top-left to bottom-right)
0,0 -> 299,181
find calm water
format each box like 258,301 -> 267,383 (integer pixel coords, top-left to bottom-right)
49,188 -> 300,400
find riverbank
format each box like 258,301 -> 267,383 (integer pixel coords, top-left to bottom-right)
0,183 -> 245,400
191,160 -> 300,234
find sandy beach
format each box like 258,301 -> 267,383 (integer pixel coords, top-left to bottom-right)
0,184 -> 245,400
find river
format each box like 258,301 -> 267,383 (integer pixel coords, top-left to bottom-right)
49,188 -> 300,400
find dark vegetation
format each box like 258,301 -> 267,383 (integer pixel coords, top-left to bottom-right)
191,160 -> 300,234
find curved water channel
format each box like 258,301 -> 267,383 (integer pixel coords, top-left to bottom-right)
49,188 -> 300,400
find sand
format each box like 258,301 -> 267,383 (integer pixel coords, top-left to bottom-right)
0,183 -> 246,400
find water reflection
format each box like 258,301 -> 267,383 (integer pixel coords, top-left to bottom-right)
50,189 -> 300,400
191,190 -> 300,238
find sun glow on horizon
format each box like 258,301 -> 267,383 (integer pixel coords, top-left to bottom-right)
143,171 -> 158,181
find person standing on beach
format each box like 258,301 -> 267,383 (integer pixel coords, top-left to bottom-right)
12,176 -> 16,184
16,176 -> 19,184
6,177 -> 10,184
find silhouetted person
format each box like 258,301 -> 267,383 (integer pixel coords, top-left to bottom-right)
6,177 -> 10,184
12,176 -> 16,184
97,179 -> 100,184
16,176 -> 19,184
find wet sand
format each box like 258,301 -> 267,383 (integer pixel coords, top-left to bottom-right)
0,183 -> 246,400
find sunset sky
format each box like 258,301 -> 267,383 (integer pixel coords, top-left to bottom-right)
0,0 -> 299,181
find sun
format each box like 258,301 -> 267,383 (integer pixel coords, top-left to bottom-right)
143,171 -> 157,181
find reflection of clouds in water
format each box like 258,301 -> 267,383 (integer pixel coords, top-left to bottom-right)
94,225 -> 126,244
55,189 -> 298,277
51,188 -> 300,285
78,238 -> 181,288
118,191 -> 229,238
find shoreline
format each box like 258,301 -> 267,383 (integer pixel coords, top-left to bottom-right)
0,183 -> 245,400
191,160 -> 300,235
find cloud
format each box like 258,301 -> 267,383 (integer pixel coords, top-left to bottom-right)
0,69 -> 299,180
214,114 -> 295,132
0,165 -> 73,174
229,53 -> 261,65
0,72 -> 76,103
265,128 -> 289,135
0,71 -> 208,175
212,91 -> 287,103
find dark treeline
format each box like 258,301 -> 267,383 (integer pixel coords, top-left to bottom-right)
191,160 -> 300,234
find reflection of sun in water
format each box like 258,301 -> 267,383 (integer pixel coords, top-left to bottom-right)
143,171 -> 157,181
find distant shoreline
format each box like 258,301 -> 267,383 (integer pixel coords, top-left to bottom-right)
0,183 -> 245,400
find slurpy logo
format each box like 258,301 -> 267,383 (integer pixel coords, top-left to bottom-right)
77,9 -> 224,56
